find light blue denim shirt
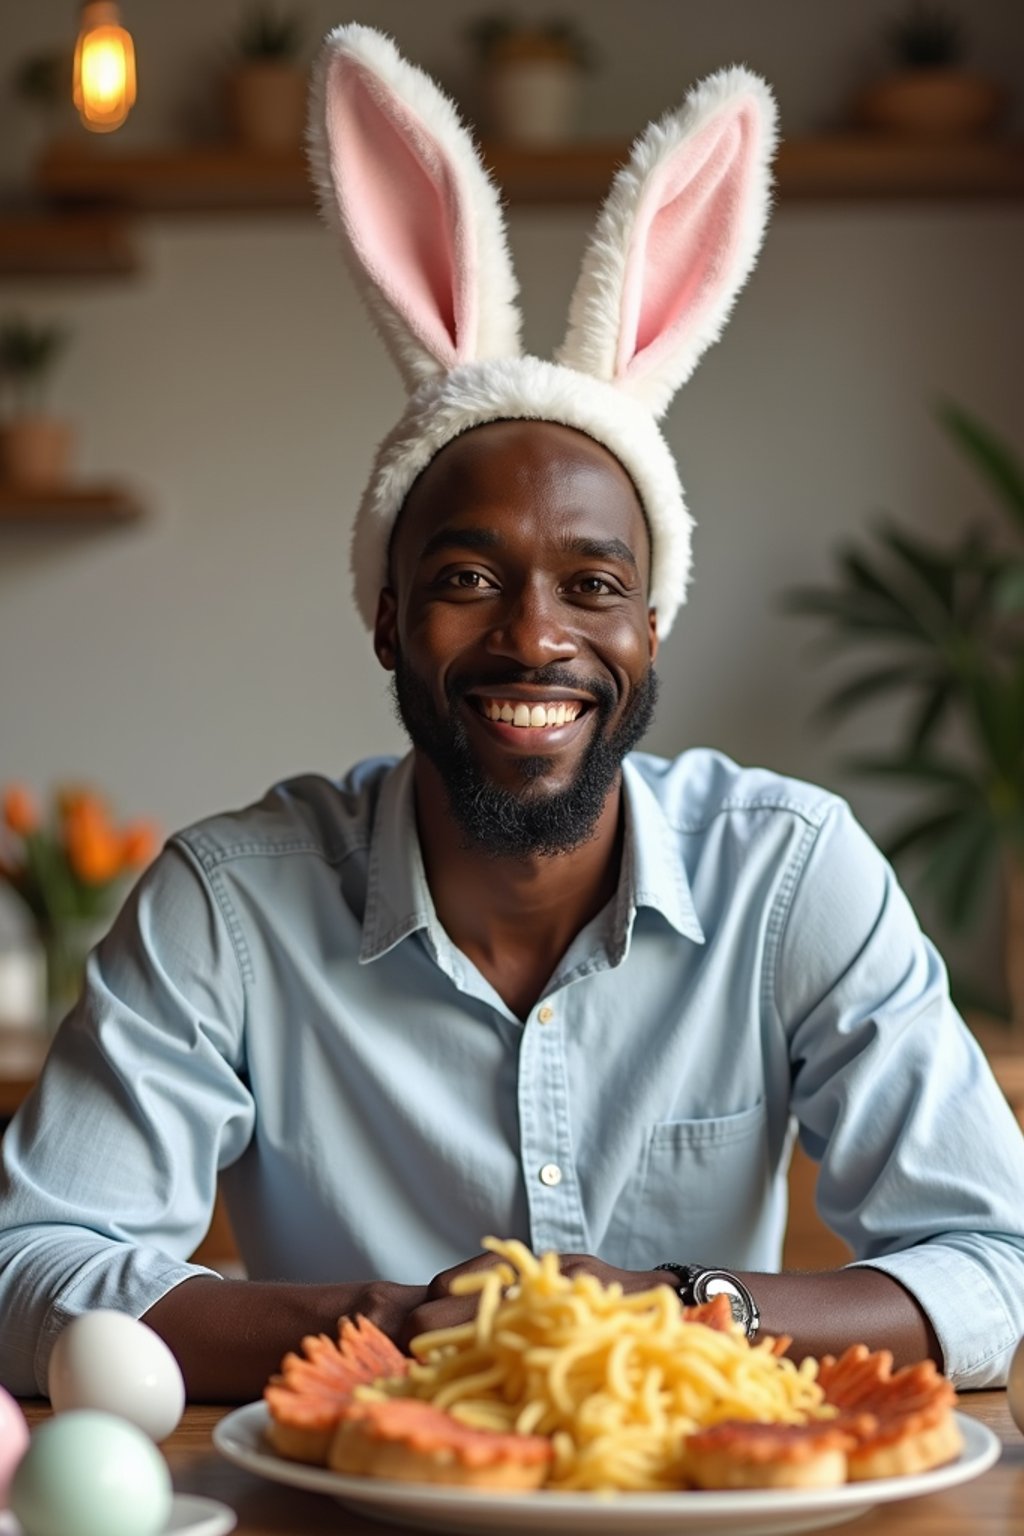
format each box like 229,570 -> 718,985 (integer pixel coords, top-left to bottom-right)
2,749 -> 1023,1395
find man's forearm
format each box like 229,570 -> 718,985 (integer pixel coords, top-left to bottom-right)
734,1266 -> 942,1368
562,1257 -> 942,1369
142,1276 -> 428,1401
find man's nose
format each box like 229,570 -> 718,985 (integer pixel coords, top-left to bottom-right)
483,582 -> 578,667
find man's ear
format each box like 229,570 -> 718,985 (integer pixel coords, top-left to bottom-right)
648,608 -> 659,664
374,587 -> 398,670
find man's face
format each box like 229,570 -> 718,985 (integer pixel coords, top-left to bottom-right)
374,421 -> 659,857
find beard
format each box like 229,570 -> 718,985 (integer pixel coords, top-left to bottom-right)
391,652 -> 659,859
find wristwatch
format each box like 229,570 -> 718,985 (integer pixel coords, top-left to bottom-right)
656,1262 -> 760,1339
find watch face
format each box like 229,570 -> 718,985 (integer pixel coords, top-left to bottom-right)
700,1274 -> 742,1303
693,1270 -> 755,1331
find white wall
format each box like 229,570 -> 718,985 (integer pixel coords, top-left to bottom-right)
1,2 -> 1022,996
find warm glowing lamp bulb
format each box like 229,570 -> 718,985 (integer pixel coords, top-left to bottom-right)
72,1 -> 137,132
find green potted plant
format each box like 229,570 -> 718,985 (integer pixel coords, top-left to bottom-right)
10,48 -> 82,168
853,3 -> 1004,137
466,14 -> 594,145
783,402 -> 1024,1036
227,5 -> 307,152
0,319 -> 73,489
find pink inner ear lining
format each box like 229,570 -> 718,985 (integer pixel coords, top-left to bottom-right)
615,101 -> 760,381
327,56 -> 477,368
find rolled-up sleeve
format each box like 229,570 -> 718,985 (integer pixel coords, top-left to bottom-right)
0,840 -> 254,1395
776,801 -> 1024,1387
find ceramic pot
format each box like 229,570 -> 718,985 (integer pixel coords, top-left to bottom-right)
0,416 -> 74,489
855,70 -> 1005,138
484,57 -> 583,145
227,62 -> 306,152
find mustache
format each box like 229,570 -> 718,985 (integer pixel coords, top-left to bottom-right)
448,665 -> 617,711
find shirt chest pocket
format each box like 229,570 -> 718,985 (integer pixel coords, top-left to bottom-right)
623,1101 -> 770,1269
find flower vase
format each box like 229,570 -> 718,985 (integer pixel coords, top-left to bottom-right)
40,919 -> 98,1032
1006,856 -> 1024,1043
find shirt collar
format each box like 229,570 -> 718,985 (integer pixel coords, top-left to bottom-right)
360,753 -> 434,963
619,757 -> 705,945
359,752 -> 705,964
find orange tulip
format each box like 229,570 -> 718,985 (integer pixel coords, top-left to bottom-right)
3,784 -> 40,838
61,788 -> 110,831
121,820 -> 160,868
67,816 -> 122,885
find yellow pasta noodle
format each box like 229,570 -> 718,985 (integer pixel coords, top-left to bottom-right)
402,1237 -> 829,1491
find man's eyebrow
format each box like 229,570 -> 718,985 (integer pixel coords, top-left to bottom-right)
563,536 -> 639,573
418,526 -> 502,560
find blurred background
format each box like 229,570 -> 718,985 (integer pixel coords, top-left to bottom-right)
1,0 -> 1022,1036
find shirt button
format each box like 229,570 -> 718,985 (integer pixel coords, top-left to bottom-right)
537,1005 -> 555,1024
539,1163 -> 562,1187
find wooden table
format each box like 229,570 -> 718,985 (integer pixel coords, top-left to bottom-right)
17,1392 -> 1023,1535
0,1027 -> 46,1120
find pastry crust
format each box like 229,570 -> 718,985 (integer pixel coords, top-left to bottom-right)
328,1397 -> 553,1489
846,1411 -> 963,1481
683,1420 -> 853,1490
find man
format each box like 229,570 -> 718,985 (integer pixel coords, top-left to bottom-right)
2,26 -> 1023,1401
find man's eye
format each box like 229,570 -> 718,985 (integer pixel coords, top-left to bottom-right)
443,570 -> 493,589
571,576 -> 615,596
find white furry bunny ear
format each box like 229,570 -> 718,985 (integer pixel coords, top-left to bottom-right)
557,68 -> 778,417
308,24 -> 523,388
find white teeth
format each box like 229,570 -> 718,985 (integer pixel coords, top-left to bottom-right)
480,699 -> 583,728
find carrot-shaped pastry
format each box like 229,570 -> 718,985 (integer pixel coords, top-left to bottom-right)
818,1344 -> 962,1479
264,1315 -> 409,1463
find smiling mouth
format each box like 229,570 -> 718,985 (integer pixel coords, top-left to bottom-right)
475,698 -> 586,729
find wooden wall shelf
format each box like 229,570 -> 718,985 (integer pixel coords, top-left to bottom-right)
0,485 -> 143,527
0,212 -> 138,279
33,135 -> 1024,214
37,145 -> 312,214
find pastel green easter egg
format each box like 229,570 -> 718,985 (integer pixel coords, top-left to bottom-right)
10,1410 -> 172,1536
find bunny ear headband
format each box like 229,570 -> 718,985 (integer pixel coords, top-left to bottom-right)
309,24 -> 778,638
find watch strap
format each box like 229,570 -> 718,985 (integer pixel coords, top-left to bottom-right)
654,1262 -> 702,1303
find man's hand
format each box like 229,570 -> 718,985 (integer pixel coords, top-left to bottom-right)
395,1251 -> 671,1351
555,1254 -> 672,1295
397,1249 -> 506,1350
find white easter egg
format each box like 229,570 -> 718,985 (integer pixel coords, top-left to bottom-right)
1008,1332 -> 1024,1436
0,1383 -> 30,1509
9,1410 -> 172,1536
48,1311 -> 185,1442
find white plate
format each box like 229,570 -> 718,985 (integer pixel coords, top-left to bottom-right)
213,1401 -> 999,1536
0,1494 -> 235,1536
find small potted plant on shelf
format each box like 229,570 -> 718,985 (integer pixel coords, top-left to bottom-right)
0,318 -> 73,490
226,4 -> 308,152
466,14 -> 594,146
853,3 -> 1004,137
782,402 -> 1024,1038
0,784 -> 159,1031
10,48 -> 83,171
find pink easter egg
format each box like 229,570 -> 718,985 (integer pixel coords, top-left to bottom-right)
0,1384 -> 30,1508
